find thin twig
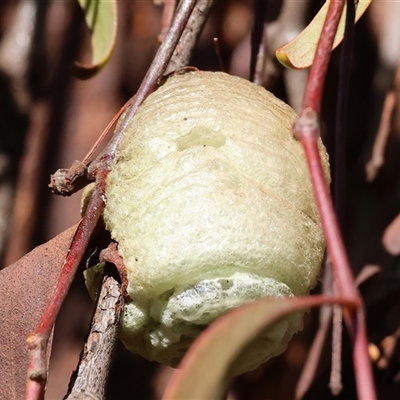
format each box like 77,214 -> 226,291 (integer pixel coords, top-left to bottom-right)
329,303 -> 343,395
5,102 -> 50,264
50,0 -> 203,197
295,260 -> 334,400
295,308 -> 331,400
81,96 -> 136,166
65,273 -> 123,400
90,0 -> 199,169
297,261 -> 380,398
354,265 -> 381,287
250,0 -> 267,82
365,89 -> 395,182
49,97 -> 136,196
165,0 -> 214,74
351,310 -> 376,399
213,37 -> 225,72
253,23 -> 267,86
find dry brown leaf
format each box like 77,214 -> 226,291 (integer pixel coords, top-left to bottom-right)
0,224 -> 77,400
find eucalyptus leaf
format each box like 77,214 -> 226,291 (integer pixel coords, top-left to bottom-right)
74,0 -> 117,79
276,0 -> 371,69
163,296 -> 351,400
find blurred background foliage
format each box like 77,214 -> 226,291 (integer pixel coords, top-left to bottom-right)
0,0 -> 400,398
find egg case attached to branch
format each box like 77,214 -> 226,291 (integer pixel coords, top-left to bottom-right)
85,71 -> 330,375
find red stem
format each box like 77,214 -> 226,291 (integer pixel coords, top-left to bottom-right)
25,164 -> 108,397
296,115 -> 375,397
25,381 -> 43,400
294,110 -> 359,301
37,166 -> 108,336
303,0 -> 345,113
352,310 -> 377,400
294,1 -> 376,398
296,111 -> 377,400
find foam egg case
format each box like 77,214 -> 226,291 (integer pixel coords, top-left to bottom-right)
85,71 -> 330,375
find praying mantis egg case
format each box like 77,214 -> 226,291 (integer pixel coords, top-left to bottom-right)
92,71 -> 330,375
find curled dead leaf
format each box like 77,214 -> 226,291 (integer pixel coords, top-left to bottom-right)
0,225 -> 77,400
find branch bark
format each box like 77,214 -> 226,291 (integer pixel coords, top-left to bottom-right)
65,273 -> 123,400
166,0 -> 214,74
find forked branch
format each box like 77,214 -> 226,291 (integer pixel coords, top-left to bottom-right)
293,0 -> 376,398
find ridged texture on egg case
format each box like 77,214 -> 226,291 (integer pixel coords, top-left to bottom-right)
103,71 -> 330,373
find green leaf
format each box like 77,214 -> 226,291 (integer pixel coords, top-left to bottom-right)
74,0 -> 117,79
276,0 -> 371,69
163,295 -> 352,400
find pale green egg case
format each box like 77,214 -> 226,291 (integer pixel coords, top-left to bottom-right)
86,71 -> 330,374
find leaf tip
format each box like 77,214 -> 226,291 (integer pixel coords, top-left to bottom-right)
72,61 -> 103,80
275,48 -> 297,70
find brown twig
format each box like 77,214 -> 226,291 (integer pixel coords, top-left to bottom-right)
90,0 -> 199,169
295,311 -> 332,400
329,303 -> 343,395
249,0 -> 267,83
295,302 -> 332,400
354,265 -> 381,287
252,23 -> 267,86
296,262 -> 381,399
165,0 -> 214,74
49,96 -> 136,196
295,259 -> 335,400
213,37 -> 225,72
4,102 -> 49,264
64,273 -> 123,400
50,0 -> 207,197
365,89 -> 395,182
